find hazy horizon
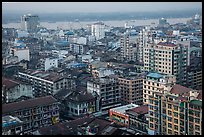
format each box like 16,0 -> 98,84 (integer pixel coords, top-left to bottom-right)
3,2 -> 202,14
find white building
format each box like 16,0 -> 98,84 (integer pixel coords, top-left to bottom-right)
91,22 -> 105,40
10,46 -> 30,62
21,14 -> 40,33
70,43 -> 86,54
17,30 -> 29,38
73,37 -> 87,45
120,32 -> 137,61
44,58 -> 58,71
2,77 -> 33,103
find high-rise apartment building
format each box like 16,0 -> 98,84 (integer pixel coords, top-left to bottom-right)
91,22 -> 105,40
120,32 -> 137,61
137,26 -> 155,63
143,72 -> 176,105
21,14 -> 39,33
148,84 -> 202,135
143,42 -> 188,86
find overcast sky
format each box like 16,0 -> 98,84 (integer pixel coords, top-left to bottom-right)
2,2 -> 202,13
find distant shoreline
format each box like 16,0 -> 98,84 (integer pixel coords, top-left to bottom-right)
2,17 -> 191,30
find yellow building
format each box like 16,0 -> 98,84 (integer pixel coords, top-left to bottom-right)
143,72 -> 176,104
148,84 -> 202,135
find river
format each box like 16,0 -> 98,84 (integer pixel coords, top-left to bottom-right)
2,17 -> 190,30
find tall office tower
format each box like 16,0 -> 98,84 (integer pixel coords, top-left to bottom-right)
148,84 -> 202,135
143,72 -> 176,105
91,22 -> 105,40
120,32 -> 137,62
21,14 -> 40,33
143,42 -> 188,86
118,73 -> 146,105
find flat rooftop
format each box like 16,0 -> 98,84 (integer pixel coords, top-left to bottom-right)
147,72 -> 163,79
110,104 -> 138,114
2,115 -> 23,128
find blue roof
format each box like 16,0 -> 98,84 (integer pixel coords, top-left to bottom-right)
147,72 -> 163,79
15,39 -> 23,43
65,31 -> 74,35
56,40 -> 69,46
16,44 -> 26,49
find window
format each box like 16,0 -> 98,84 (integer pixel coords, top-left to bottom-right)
168,104 -> 172,109
195,125 -> 200,130
168,117 -> 172,122
168,110 -> 172,115
174,106 -> 178,111
195,118 -> 200,124
195,132 -> 200,135
174,119 -> 178,124
168,123 -> 172,128
168,129 -> 172,134
174,125 -> 178,130
195,111 -> 200,117
150,123 -> 154,128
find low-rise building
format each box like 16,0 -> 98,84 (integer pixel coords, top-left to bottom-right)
2,95 -> 60,134
2,115 -> 23,135
17,69 -> 75,97
109,103 -> 138,127
65,91 -> 96,117
126,105 -> 148,134
2,77 -> 33,103
35,116 -> 121,135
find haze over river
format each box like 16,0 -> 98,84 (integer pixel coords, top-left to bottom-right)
2,17 -> 190,30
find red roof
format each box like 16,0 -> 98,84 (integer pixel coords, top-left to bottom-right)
2,77 -> 19,89
170,84 -> 191,95
126,105 -> 148,115
157,42 -> 177,47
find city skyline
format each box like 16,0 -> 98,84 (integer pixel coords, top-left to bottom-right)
3,2 -> 202,13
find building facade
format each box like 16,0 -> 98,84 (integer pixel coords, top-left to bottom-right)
10,46 -> 30,62
143,72 -> 176,105
120,32 -> 137,61
148,84 -> 202,135
87,76 -> 121,111
126,105 -> 148,134
2,115 -> 23,135
17,70 -> 75,97
2,77 -> 33,103
65,91 -> 96,116
91,22 -> 105,40
118,73 -> 145,105
143,42 -> 188,86
44,58 -> 58,71
21,14 -> 40,33
2,96 -> 60,134
109,104 -> 138,127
